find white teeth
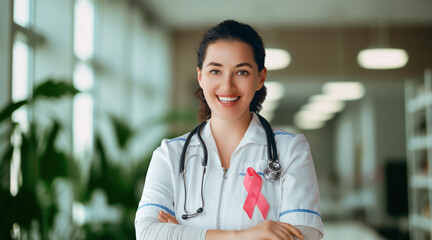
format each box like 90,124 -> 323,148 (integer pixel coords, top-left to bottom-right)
218,96 -> 239,103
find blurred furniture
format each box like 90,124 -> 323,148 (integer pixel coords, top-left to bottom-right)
322,221 -> 385,240
405,68 -> 432,240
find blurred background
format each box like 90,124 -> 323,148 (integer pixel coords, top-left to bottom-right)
1,0 -> 432,239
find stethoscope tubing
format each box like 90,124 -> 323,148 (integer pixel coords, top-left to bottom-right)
179,113 -> 280,219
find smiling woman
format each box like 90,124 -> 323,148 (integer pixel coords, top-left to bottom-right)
197,40 -> 266,128
135,20 -> 324,240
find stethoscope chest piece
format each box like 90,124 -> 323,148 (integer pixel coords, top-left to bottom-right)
264,160 -> 281,182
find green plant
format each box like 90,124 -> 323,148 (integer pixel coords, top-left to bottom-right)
0,78 -> 198,239
0,79 -> 79,239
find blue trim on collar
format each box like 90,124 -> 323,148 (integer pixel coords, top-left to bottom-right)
138,203 -> 175,217
167,137 -> 186,143
273,131 -> 296,137
239,172 -> 264,176
279,209 -> 321,218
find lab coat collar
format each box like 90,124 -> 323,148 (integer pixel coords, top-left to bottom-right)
238,112 -> 268,146
188,112 -> 267,150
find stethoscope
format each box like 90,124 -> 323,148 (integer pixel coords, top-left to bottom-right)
179,113 -> 281,219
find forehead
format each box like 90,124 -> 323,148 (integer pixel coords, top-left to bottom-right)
203,40 -> 256,67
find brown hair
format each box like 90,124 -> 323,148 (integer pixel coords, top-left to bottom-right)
196,20 -> 267,122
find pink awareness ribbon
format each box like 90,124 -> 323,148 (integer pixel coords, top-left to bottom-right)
243,167 -> 269,219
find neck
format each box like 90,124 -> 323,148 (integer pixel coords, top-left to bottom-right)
210,113 -> 252,143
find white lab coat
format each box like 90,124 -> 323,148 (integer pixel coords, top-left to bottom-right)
135,113 -> 324,238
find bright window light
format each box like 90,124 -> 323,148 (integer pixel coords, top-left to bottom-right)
74,0 -> 94,60
12,40 -> 30,132
73,202 -> 87,226
357,48 -> 408,69
13,0 -> 30,27
73,93 -> 94,161
74,62 -> 94,91
12,41 -> 29,102
10,126 -> 23,197
12,107 -> 29,133
322,82 -> 365,101
265,48 -> 291,70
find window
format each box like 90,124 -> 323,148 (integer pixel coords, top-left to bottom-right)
10,0 -> 33,196
73,0 -> 95,162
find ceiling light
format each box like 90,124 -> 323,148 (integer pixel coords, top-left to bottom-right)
322,82 -> 365,101
296,109 -> 333,122
293,112 -> 325,130
357,48 -> 408,69
309,95 -> 346,113
265,48 -> 291,70
302,100 -> 345,114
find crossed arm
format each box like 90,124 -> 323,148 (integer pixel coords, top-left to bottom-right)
158,210 -> 306,240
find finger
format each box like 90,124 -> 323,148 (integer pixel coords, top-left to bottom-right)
158,214 -> 167,222
264,222 -> 292,240
167,218 -> 179,224
161,211 -> 173,218
273,225 -> 294,240
160,211 -> 179,224
158,211 -> 168,222
278,223 -> 303,240
285,225 -> 304,239
165,213 -> 175,223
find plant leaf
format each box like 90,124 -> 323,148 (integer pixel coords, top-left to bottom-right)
0,100 -> 27,124
110,115 -> 134,150
33,79 -> 79,99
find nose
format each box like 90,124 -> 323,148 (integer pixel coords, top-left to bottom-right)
221,72 -> 235,90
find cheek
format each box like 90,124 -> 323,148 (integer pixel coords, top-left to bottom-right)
200,82 -> 215,97
243,79 -> 261,93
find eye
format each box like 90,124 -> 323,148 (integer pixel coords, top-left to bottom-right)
210,70 -> 220,75
237,70 -> 249,76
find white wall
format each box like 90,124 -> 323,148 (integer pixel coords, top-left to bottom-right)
0,0 -> 13,171
0,0 -> 12,107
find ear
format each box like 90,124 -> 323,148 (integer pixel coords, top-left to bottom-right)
257,67 -> 267,90
197,67 -> 203,87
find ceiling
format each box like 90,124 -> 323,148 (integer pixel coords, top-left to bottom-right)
143,0 -> 432,29
142,0 -> 432,128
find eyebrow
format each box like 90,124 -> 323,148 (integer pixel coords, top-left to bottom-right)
236,63 -> 253,68
206,62 -> 253,68
206,62 -> 223,67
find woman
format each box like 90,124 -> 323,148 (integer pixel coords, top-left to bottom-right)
135,20 -> 324,240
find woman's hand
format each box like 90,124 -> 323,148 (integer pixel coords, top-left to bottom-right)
206,220 -> 303,240
158,210 -> 179,224
236,220 -> 303,240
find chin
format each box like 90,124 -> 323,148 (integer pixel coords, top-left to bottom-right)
212,109 -> 251,121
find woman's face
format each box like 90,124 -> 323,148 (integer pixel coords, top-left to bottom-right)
197,40 -> 266,122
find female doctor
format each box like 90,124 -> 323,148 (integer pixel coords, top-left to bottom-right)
135,20 -> 324,240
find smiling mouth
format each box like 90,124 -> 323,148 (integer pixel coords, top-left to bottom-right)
217,96 -> 240,103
